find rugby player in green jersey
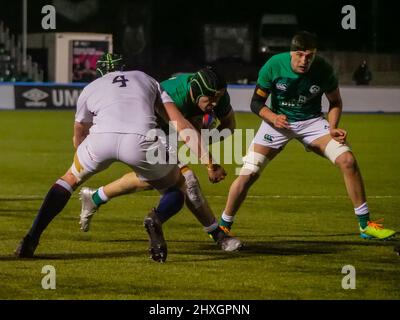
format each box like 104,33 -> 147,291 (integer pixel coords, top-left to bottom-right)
78,67 -> 243,255
220,31 -> 395,240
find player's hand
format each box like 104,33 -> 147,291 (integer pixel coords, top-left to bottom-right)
207,164 -> 227,184
330,128 -> 347,144
272,114 -> 290,129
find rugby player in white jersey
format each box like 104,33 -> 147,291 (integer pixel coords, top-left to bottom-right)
15,53 -> 232,262
77,67 -> 242,252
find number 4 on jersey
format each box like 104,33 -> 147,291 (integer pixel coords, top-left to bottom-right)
112,75 -> 129,87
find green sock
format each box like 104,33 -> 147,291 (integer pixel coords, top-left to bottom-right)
92,190 -> 107,207
358,214 -> 370,229
219,218 -> 233,229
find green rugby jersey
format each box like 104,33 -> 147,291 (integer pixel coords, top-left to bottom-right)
160,73 -> 231,119
257,52 -> 338,122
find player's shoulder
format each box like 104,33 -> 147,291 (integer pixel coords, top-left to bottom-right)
260,52 -> 290,74
162,73 -> 193,86
265,52 -> 290,66
313,55 -> 334,72
119,70 -> 156,81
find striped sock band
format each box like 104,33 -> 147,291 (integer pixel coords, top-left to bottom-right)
354,202 -> 369,216
220,212 -> 234,228
222,212 -> 234,222
98,187 -> 109,202
354,202 -> 369,229
55,179 -> 73,194
92,187 -> 109,206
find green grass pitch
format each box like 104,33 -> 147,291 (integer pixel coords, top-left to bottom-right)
0,111 -> 399,300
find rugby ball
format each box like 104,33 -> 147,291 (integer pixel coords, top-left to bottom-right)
189,113 -> 219,130
201,113 -> 219,129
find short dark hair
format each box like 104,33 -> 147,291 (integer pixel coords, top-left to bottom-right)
290,31 -> 318,51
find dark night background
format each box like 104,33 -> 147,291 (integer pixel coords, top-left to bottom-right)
0,0 -> 398,81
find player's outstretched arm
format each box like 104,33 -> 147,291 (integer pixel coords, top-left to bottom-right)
161,102 -> 227,183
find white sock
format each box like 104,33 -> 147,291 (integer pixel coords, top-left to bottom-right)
98,186 -> 109,202
56,179 -> 73,194
354,202 -> 369,216
221,212 -> 234,223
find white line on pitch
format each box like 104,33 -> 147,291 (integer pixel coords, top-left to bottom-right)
0,195 -> 398,200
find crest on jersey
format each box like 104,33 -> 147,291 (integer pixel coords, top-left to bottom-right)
309,85 -> 320,94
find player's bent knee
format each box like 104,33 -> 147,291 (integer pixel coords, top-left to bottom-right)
335,151 -> 356,169
239,151 -> 268,176
324,139 -> 351,164
181,168 -> 205,209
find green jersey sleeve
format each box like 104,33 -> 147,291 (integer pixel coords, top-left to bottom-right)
257,59 -> 274,91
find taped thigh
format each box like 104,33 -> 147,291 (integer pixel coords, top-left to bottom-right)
70,152 -> 94,183
324,139 -> 351,164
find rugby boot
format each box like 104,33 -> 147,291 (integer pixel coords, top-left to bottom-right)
360,219 -> 396,240
144,209 -> 167,263
79,187 -> 98,232
15,234 -> 39,258
212,226 -> 243,252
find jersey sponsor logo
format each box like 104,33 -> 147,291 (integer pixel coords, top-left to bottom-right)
298,95 -> 307,104
309,85 -> 321,94
275,82 -> 288,91
263,134 -> 274,143
281,99 -> 298,107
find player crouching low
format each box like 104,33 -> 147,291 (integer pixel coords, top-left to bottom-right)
15,54 -> 241,262
77,66 -> 243,254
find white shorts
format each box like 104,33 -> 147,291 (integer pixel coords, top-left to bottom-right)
74,133 -> 177,183
253,116 -> 331,149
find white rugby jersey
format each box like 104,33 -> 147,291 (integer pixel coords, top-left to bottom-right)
75,71 -> 173,135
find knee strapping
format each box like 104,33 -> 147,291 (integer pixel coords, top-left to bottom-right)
240,151 -> 268,175
324,139 -> 351,164
70,153 -> 91,183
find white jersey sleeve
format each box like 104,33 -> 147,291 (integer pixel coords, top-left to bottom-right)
161,89 -> 174,104
75,89 -> 93,123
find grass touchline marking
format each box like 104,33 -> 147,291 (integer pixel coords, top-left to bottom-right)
0,195 -> 398,201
